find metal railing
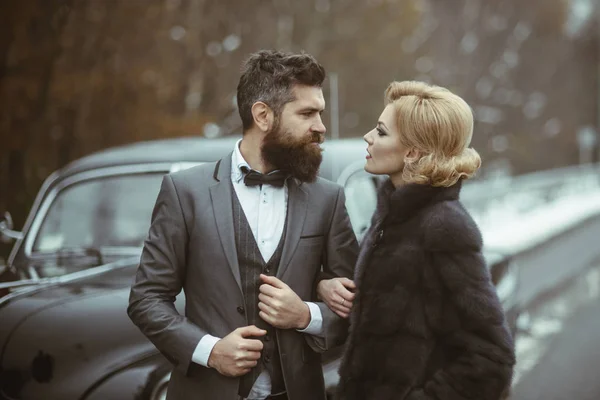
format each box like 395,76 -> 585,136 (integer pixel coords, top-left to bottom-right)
461,163 -> 600,229
460,163 -> 600,309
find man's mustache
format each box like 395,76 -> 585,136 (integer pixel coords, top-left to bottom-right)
302,132 -> 324,146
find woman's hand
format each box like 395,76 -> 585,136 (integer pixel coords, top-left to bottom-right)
317,277 -> 356,318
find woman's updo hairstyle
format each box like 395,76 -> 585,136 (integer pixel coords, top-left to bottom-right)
385,81 -> 481,187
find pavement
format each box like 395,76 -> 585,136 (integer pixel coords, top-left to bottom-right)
510,263 -> 600,400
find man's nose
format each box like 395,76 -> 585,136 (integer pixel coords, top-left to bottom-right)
312,116 -> 326,134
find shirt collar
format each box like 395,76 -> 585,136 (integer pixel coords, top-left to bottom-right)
231,139 -> 251,183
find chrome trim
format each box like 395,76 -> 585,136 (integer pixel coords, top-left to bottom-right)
0,228 -> 23,241
0,256 -> 140,307
0,212 -> 23,241
7,170 -> 62,267
28,246 -> 141,260
22,163 -> 173,258
27,266 -> 40,280
0,278 -> 50,290
150,371 -> 172,400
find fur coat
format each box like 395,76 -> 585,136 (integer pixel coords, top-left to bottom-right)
336,179 -> 516,400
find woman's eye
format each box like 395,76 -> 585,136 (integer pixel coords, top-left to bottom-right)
376,127 -> 386,137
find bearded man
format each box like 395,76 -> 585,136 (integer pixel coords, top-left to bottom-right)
128,50 -> 358,400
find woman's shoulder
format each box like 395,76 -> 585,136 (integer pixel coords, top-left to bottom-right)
420,199 -> 483,252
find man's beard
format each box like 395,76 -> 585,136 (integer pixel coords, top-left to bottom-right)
261,121 -> 324,183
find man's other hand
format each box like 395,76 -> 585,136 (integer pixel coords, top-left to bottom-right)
207,325 -> 266,377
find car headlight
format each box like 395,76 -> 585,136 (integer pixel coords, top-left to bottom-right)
150,371 -> 171,400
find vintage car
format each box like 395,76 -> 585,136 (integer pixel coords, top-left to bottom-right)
0,136 -> 520,400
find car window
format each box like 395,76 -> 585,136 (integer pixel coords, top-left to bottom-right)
33,173 -> 165,252
31,165 -> 380,252
343,171 -> 380,242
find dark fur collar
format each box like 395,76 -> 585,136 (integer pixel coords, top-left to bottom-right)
376,179 -> 462,225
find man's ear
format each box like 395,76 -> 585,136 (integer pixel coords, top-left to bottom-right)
404,148 -> 421,164
251,102 -> 273,132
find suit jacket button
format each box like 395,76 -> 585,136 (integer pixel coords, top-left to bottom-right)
237,306 -> 245,314
264,334 -> 271,342
264,355 -> 271,363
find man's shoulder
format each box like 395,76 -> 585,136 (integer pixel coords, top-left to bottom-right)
301,177 -> 342,197
168,161 -> 220,187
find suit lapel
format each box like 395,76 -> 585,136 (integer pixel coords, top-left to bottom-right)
209,154 -> 242,291
277,179 -> 308,279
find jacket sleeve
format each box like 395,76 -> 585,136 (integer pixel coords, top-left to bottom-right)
305,186 -> 359,352
408,205 -> 515,400
127,174 -> 207,376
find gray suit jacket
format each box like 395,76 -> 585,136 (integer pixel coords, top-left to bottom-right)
128,153 -> 358,400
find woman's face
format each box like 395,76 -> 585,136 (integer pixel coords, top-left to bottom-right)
363,104 -> 411,180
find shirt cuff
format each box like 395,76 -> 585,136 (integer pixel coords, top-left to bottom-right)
297,301 -> 324,336
192,334 -> 221,367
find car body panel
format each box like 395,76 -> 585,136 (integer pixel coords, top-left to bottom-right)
0,136 -> 519,400
0,260 -> 177,400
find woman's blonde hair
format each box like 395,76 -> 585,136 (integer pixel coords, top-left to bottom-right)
385,81 -> 481,187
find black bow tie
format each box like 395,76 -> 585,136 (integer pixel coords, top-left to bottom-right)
242,167 -> 290,187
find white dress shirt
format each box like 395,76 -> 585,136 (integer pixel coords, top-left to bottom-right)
191,139 -> 324,400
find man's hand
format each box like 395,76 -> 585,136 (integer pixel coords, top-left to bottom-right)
258,274 -> 310,329
207,325 -> 266,377
317,277 -> 356,318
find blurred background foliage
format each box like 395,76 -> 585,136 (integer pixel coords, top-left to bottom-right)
0,0 -> 598,259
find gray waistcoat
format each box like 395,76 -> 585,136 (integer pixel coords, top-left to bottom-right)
232,189 -> 286,397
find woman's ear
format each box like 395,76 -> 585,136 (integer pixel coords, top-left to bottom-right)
251,102 -> 273,132
404,148 -> 421,164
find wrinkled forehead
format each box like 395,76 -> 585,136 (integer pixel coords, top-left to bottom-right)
286,84 -> 325,111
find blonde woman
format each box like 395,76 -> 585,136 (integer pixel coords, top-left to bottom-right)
319,81 -> 515,400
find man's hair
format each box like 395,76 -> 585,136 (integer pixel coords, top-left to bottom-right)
237,50 -> 326,131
